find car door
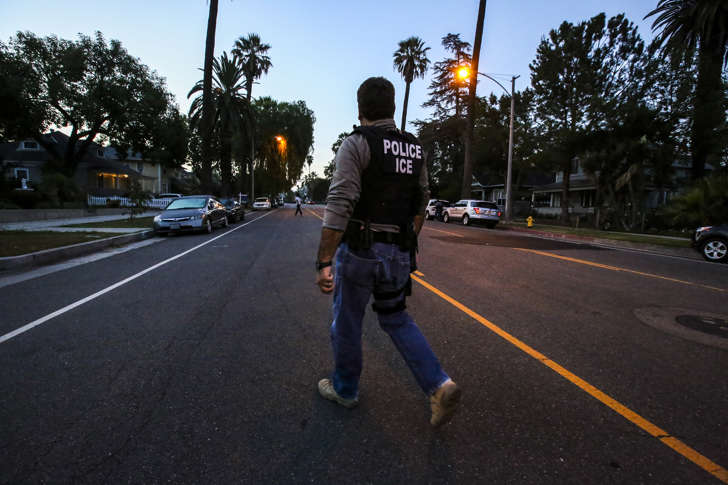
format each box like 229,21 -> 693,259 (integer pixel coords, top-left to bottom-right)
454,201 -> 465,219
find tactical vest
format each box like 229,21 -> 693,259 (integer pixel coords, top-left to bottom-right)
349,125 -> 424,228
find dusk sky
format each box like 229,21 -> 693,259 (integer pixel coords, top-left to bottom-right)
1,0 -> 660,178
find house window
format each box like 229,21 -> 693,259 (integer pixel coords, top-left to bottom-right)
533,193 -> 551,208
14,168 -> 30,181
21,141 -> 39,150
580,190 -> 595,208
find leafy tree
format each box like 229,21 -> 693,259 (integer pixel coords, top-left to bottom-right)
253,97 -> 315,196
199,0 -> 219,191
188,52 -> 248,195
423,34 -> 471,119
646,0 -> 728,179
0,31 -> 181,177
417,34 -> 471,199
393,36 -> 430,131
530,13 -> 647,223
324,132 -> 349,180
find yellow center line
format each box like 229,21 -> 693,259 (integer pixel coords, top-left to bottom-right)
514,248 -> 726,293
410,273 -> 728,483
306,209 -> 323,221
423,226 -> 465,238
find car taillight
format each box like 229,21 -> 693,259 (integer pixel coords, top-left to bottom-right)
497,211 -> 502,217
473,208 -> 480,214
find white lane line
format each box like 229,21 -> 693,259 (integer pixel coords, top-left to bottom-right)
0,210 -> 276,344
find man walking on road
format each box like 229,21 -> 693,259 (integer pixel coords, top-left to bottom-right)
295,194 -> 303,216
314,77 -> 460,427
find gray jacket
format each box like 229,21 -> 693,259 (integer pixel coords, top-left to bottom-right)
323,119 -> 430,233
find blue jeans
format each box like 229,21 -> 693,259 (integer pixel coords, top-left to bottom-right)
330,241 -> 449,399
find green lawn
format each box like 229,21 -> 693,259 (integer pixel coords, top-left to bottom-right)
0,231 -> 129,257
503,222 -> 691,248
61,216 -> 155,229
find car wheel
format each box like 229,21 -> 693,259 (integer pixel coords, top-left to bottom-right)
443,212 -> 449,223
205,219 -> 213,234
462,214 -> 469,226
701,238 -> 728,263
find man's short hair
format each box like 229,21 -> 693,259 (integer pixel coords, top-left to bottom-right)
357,77 -> 395,121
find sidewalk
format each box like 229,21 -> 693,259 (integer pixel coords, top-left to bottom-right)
0,211 -> 160,233
0,211 -> 160,271
500,224 -> 699,260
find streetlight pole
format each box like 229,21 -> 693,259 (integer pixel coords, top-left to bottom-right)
505,74 -> 520,223
462,70 -> 519,222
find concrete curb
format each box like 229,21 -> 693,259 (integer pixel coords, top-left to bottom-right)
0,230 -> 155,271
501,225 -> 700,260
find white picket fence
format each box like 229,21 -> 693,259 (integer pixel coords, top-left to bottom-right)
87,194 -> 170,209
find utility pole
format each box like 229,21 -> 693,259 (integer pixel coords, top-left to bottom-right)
461,0 -> 487,199
505,74 -> 520,223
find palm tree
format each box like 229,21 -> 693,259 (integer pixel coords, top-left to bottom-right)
646,0 -> 728,180
393,36 -> 430,132
232,33 -> 272,102
199,0 -> 219,191
189,52 -> 248,195
232,33 -> 272,199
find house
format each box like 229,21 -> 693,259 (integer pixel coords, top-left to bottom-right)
529,158 -> 693,217
0,131 -> 182,196
471,170 -> 552,215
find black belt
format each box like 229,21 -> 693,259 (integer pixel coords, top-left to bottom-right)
371,231 -> 405,245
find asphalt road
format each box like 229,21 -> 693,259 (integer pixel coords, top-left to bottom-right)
1,205 -> 726,484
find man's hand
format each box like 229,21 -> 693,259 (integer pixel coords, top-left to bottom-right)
316,266 -> 334,293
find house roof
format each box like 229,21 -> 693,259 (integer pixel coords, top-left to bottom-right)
532,177 -> 595,193
0,132 -> 140,177
472,170 -> 553,189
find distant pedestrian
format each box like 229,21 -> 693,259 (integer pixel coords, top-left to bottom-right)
295,195 -> 303,216
315,77 -> 460,427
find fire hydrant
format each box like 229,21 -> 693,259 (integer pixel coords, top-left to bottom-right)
526,216 -> 534,228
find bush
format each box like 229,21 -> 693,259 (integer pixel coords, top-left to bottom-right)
127,180 -> 151,219
38,172 -> 81,207
106,198 -> 121,208
8,189 -> 43,209
660,175 -> 728,229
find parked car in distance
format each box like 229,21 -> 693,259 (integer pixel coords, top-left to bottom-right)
219,197 -> 245,223
443,199 -> 501,228
425,199 -> 449,220
253,197 -> 272,210
692,224 -> 728,263
153,195 -> 229,235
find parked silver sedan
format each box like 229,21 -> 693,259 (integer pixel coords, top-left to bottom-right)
153,196 -> 229,235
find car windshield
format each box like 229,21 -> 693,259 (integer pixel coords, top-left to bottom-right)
473,202 -> 497,209
165,198 -> 207,210
255,197 -> 269,202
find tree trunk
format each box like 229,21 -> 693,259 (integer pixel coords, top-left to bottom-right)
560,160 -> 571,224
460,0 -> 487,199
691,34 -> 725,180
200,0 -> 219,192
400,80 -> 411,132
246,85 -> 255,201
